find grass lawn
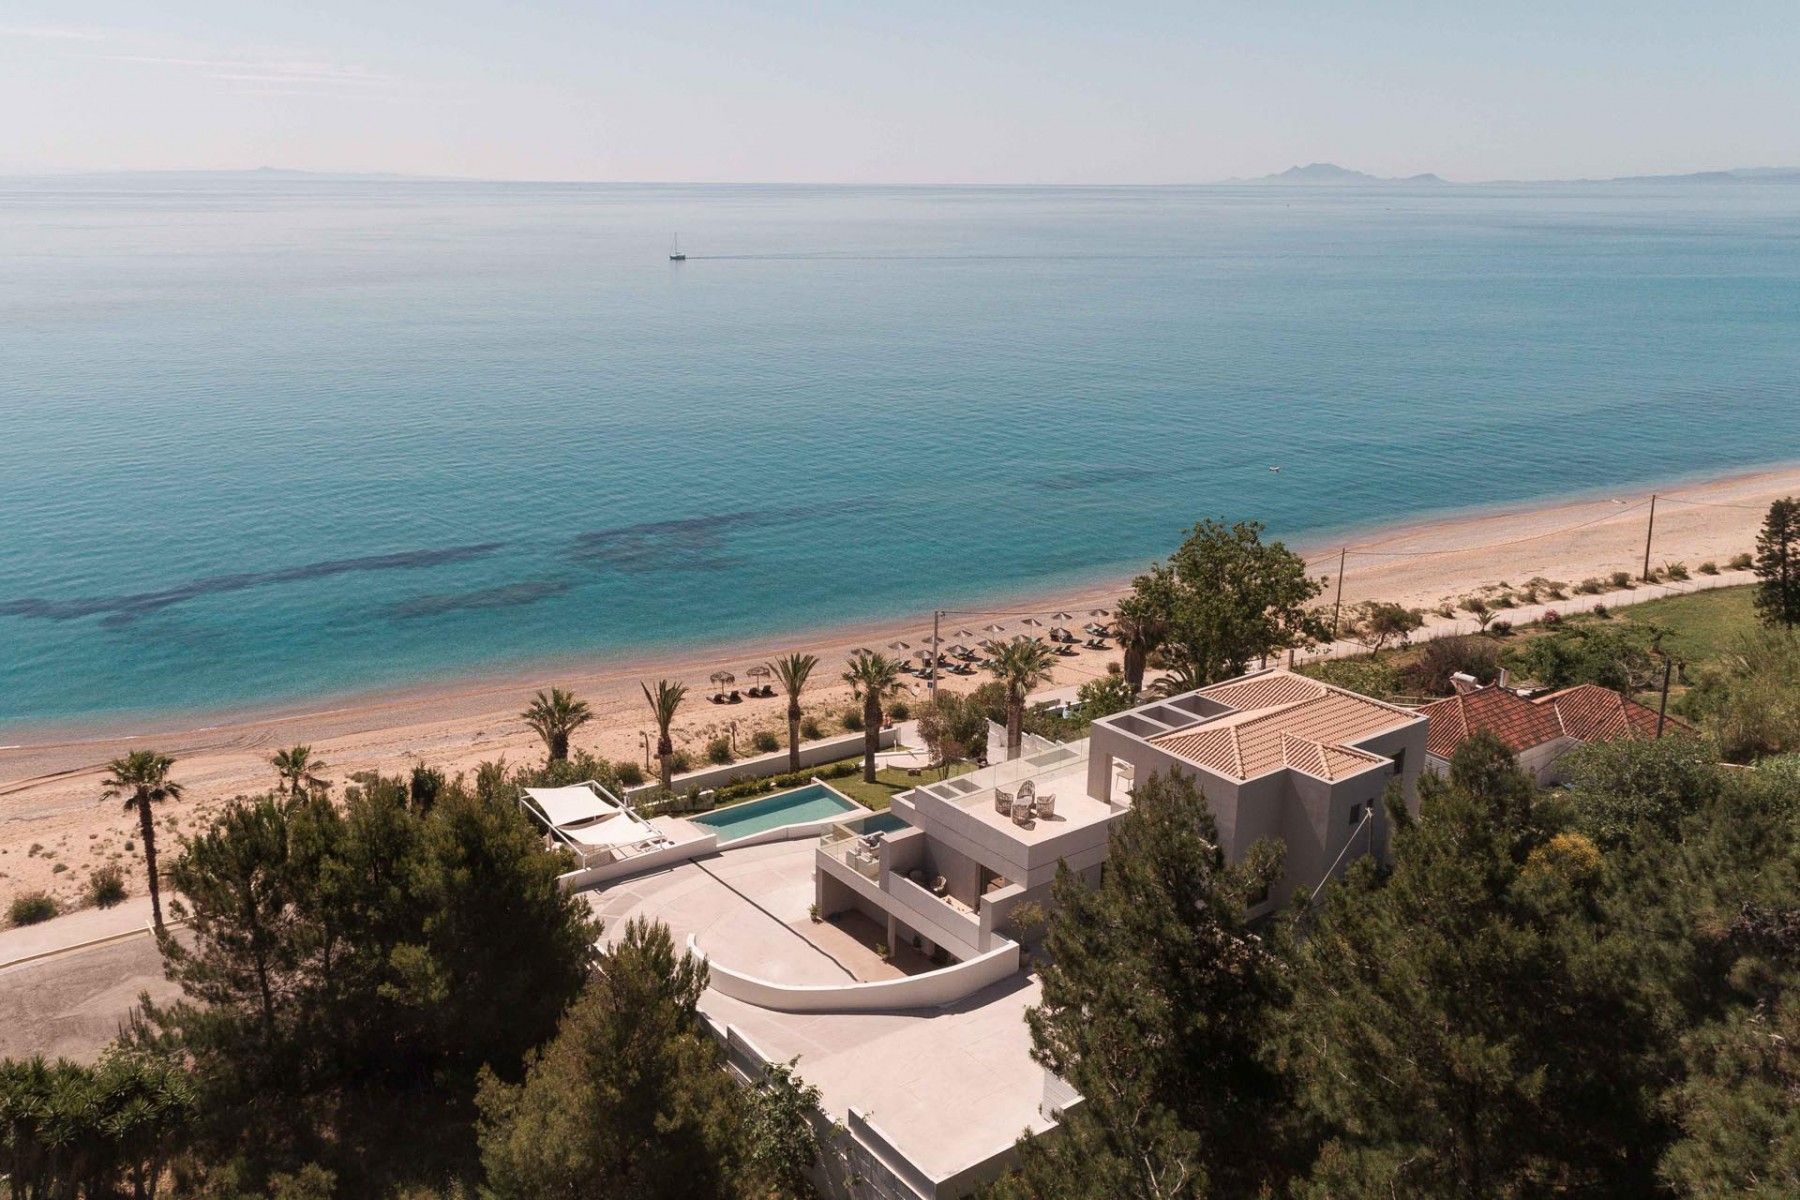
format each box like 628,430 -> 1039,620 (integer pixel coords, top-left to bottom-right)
1301,584 -> 1759,703
1608,585 -> 1757,664
829,762 -> 976,811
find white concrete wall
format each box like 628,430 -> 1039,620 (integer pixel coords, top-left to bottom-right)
624,726 -> 898,801
690,933 -> 1019,1013
555,834 -> 719,891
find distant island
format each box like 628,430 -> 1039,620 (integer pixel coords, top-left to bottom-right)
1240,162 -> 1800,186
1244,162 -> 1446,185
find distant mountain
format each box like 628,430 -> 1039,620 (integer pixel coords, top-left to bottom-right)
1243,163 -> 1446,186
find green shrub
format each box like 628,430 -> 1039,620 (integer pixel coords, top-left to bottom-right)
888,700 -> 911,722
9,892 -> 58,927
1728,552 -> 1753,570
614,761 -> 645,787
1663,561 -> 1690,581
751,730 -> 781,754
669,750 -> 693,774
1401,636 -> 1501,696
842,709 -> 865,732
800,716 -> 824,740
1489,619 -> 1514,637
87,864 -> 128,908
1697,561 -> 1719,576
1575,577 -> 1606,595
1610,571 -> 1633,589
704,736 -> 734,766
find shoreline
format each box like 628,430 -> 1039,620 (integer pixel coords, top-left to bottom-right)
3,460 -> 1797,910
5,457 -> 1793,754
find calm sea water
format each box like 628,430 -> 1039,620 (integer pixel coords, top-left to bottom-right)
3,178 -> 1797,729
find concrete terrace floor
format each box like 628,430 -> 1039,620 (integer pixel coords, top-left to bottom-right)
584,838 -> 1052,1183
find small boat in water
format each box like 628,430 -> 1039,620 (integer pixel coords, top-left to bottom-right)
669,234 -> 686,261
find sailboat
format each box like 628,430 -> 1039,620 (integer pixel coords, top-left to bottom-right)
668,234 -> 686,262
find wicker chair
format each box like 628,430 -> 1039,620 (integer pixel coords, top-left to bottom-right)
1036,793 -> 1056,819
994,788 -> 1014,816
1011,799 -> 1034,826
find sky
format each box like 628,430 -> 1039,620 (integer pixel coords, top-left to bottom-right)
2,1 -> 1795,184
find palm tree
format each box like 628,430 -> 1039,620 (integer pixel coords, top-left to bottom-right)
1113,595 -> 1167,696
642,679 -> 687,790
769,653 -> 820,773
842,651 -> 907,784
102,750 -> 183,932
521,687 -> 593,764
270,744 -> 330,799
987,637 -> 1058,760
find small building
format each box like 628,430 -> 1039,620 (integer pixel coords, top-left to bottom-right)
1418,681 -> 1690,786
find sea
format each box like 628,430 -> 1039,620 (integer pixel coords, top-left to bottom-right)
3,177 -> 1797,730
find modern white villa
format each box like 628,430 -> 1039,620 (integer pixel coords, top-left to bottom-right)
571,668 -> 1428,1199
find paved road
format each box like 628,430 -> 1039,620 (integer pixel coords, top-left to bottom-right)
0,934 -> 182,1063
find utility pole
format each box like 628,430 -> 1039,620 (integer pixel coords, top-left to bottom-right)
1656,656 -> 1674,738
929,609 -> 942,699
1642,494 -> 1658,582
1330,546 -> 1347,638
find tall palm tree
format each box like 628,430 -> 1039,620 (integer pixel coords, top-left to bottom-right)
1113,594 -> 1167,696
642,679 -> 687,790
842,651 -> 907,784
987,637 -> 1058,760
102,750 -> 183,932
521,687 -> 593,764
270,744 -> 330,800
769,652 -> 820,773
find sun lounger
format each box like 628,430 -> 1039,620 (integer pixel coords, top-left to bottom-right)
728,690 -> 743,703
710,693 -> 727,704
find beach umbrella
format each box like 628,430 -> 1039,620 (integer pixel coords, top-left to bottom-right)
1021,616 -> 1044,627
982,622 -> 1007,633
922,632 -> 943,644
955,628 -> 975,638
1052,611 -> 1073,620
1089,607 -> 1111,617
709,670 -> 735,686
888,640 -> 910,651
746,664 -> 771,680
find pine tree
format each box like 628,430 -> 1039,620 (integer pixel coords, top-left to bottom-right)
477,918 -> 743,1200
1753,496 -> 1800,628
1281,739 -> 1665,1198
1000,772 -> 1289,1200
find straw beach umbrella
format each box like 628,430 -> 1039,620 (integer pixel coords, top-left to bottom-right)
709,670 -> 735,687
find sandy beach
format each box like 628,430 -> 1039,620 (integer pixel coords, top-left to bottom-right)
3,463 -> 1796,912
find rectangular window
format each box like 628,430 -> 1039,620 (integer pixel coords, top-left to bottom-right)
1348,802 -> 1364,828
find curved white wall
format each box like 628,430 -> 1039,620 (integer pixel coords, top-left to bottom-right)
689,933 -> 1020,1013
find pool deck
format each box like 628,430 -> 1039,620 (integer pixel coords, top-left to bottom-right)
582,837 -> 1049,1183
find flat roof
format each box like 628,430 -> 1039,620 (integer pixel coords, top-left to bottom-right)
897,743 -> 1115,845
583,838 -> 1049,1182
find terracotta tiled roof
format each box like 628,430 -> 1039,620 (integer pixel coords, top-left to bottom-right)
1148,672 -> 1414,782
1419,686 -> 1564,759
1421,681 -> 1692,761
1535,683 -> 1690,742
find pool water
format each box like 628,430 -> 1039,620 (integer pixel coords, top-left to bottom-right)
692,783 -> 862,843
861,812 -> 910,834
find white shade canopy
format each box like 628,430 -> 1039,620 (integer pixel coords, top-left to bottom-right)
524,783 -> 622,829
563,812 -> 661,849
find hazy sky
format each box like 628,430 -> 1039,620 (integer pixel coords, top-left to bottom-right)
3,1 -> 1794,183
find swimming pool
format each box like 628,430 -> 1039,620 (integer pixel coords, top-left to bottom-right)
860,812 -> 910,835
692,784 -> 863,844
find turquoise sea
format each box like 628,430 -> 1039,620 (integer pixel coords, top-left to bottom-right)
3,178 -> 1797,730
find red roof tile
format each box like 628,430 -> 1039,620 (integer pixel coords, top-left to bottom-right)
1418,686 -> 1564,758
